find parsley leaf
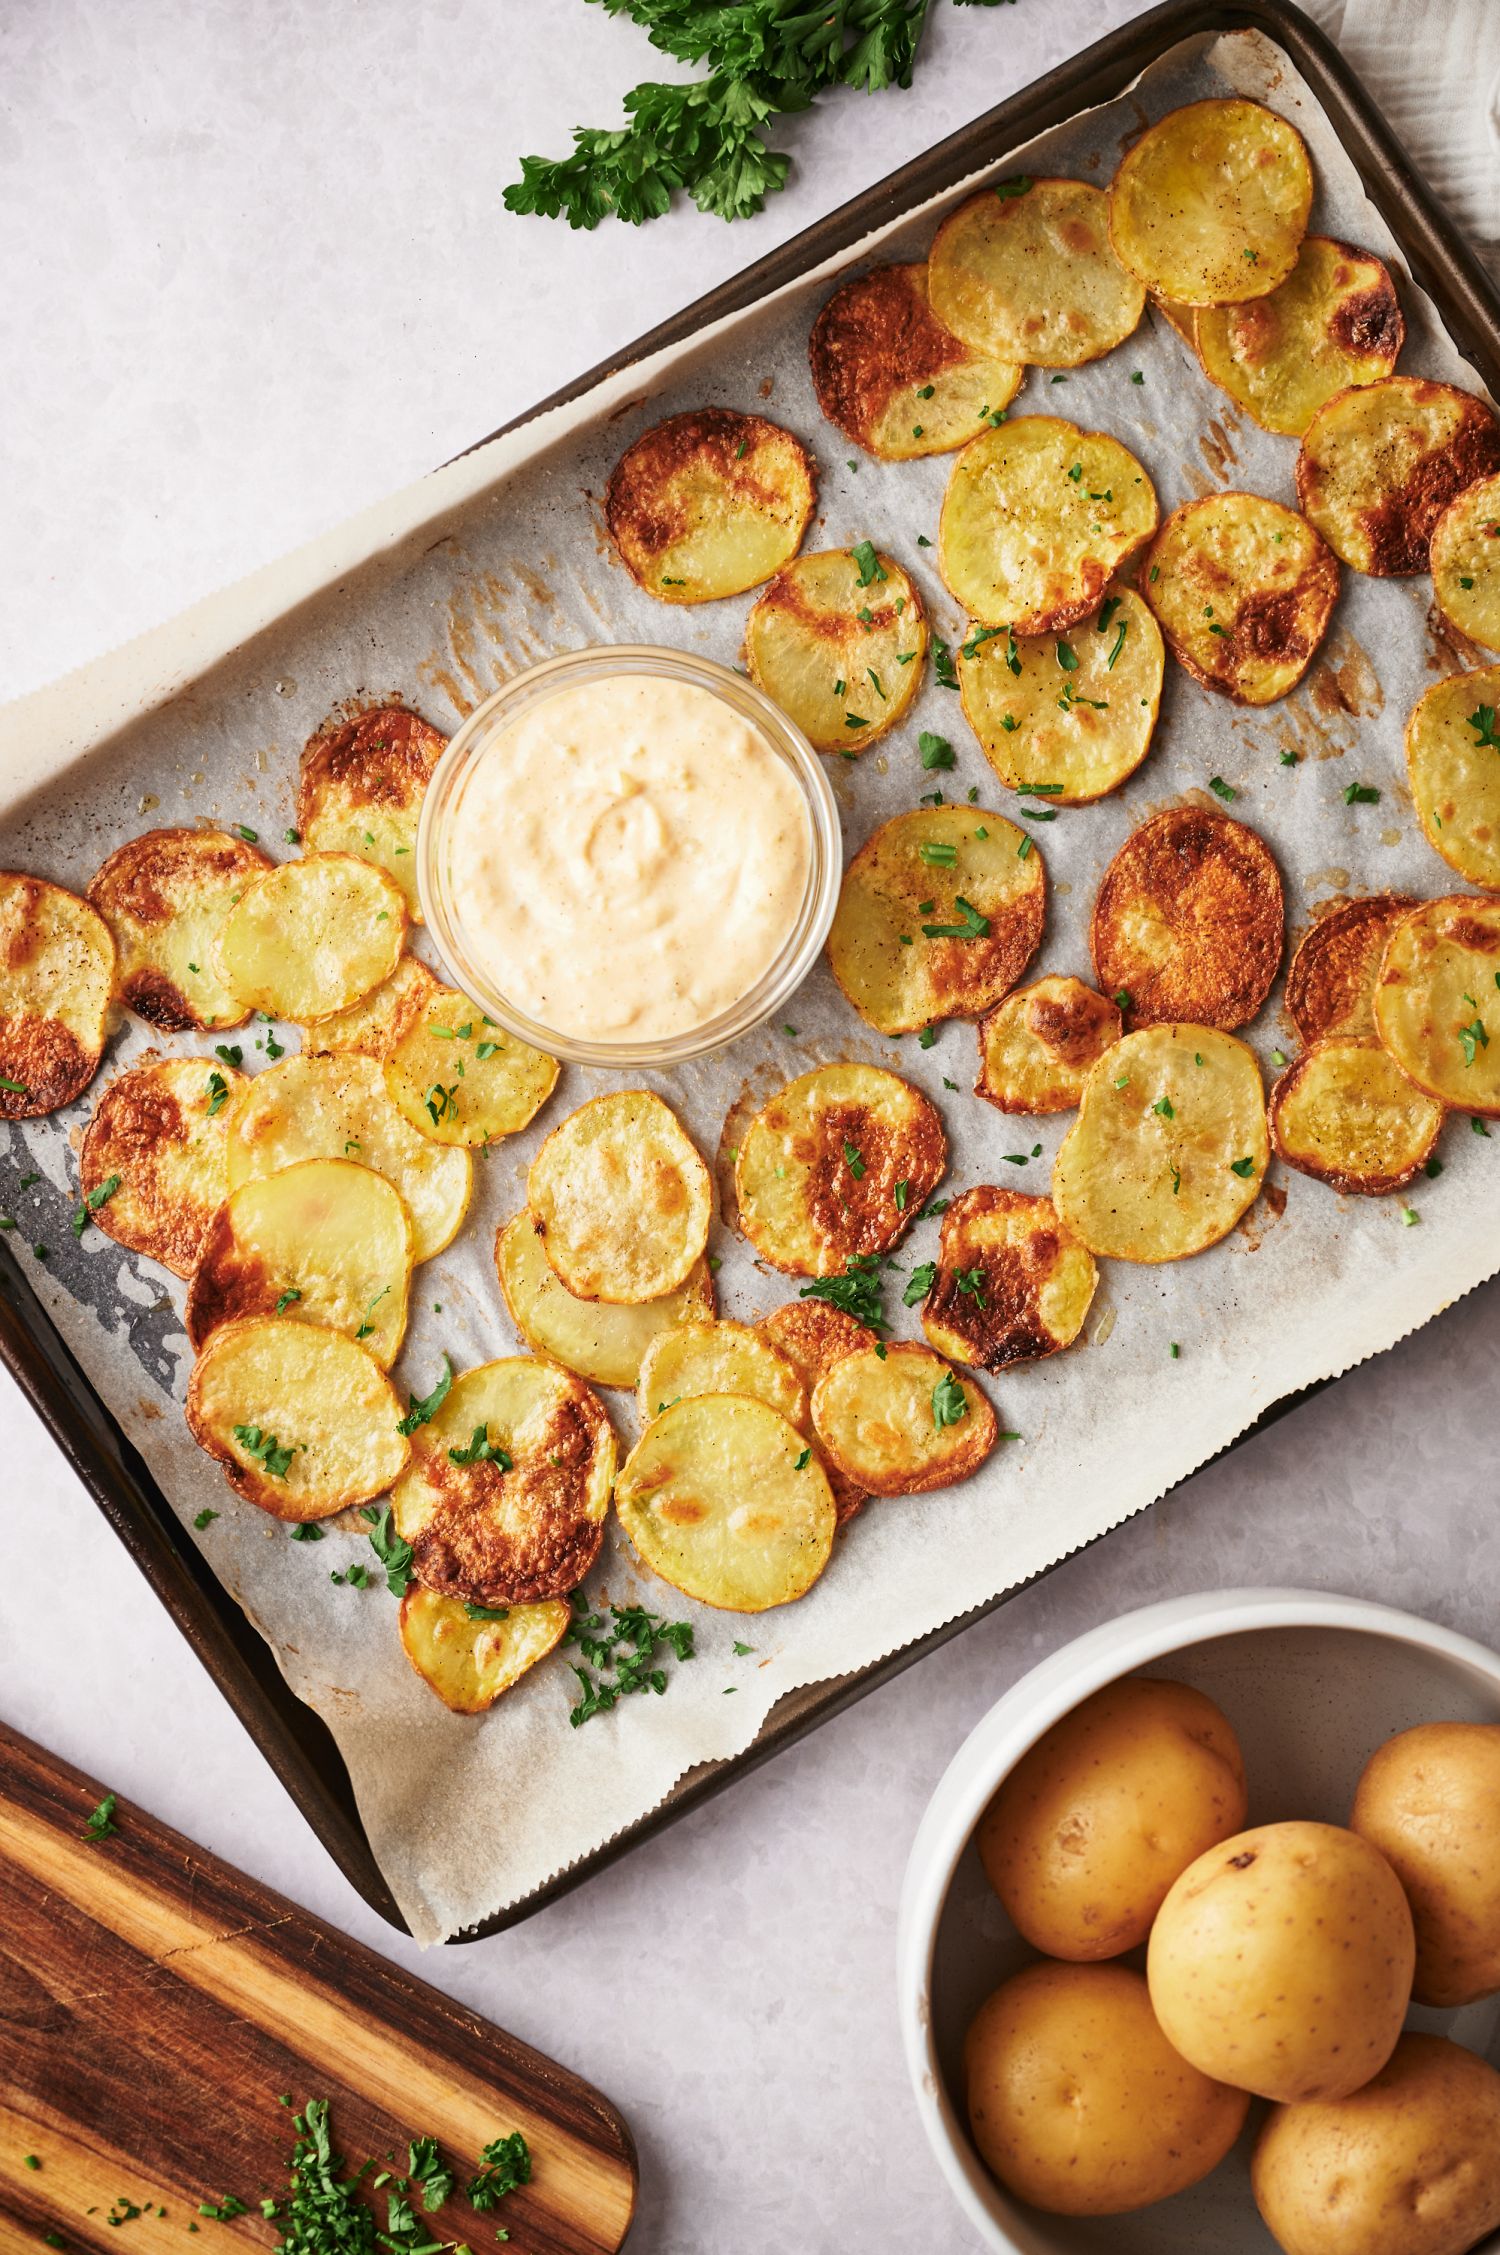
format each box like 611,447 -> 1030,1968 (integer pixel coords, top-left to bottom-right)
919,730 -> 955,770
851,538 -> 887,586
801,1250 -> 889,1332
361,1503 -> 415,1596
83,1791 -> 119,1844
566,1595 -> 694,1726
398,1356 -> 452,1436
233,1424 -> 297,1478
468,2130 -> 532,2211
1468,703 -> 1500,749
903,1260 -> 937,1307
448,1423 -> 513,1468
932,1369 -> 968,1427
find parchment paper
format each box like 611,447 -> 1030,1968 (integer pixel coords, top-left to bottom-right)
4,30 -> 1498,1947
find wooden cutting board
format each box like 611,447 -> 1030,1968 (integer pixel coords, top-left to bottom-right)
0,1724 -> 636,2252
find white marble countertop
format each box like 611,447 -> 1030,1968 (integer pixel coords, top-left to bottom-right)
4,2 -> 1500,2247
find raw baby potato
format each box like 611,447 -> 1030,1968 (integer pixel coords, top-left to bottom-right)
398,1586 -> 570,1715
81,1053 -> 241,1279
185,1316 -> 408,1521
495,1211 -> 715,1389
919,1185 -> 1097,1371
810,1340 -> 996,1497
527,1089 -> 712,1303
807,260 -> 1022,460
958,587 -> 1164,803
213,852 -> 407,1023
637,1319 -> 807,1432
1090,804 -> 1284,1029
309,953 -> 440,1060
296,705 -> 447,919
1286,893 -> 1417,1045
87,826 -> 269,1032
605,407 -> 816,603
383,982 -> 558,1147
0,871 -> 115,1119
975,976 -> 1122,1113
1107,96 -> 1314,306
1430,467 -> 1500,650
1405,667 -> 1500,891
1268,1038 -> 1442,1196
756,1299 -> 874,1524
1146,1819 -> 1415,2103
1195,235 -> 1405,437
1373,894 -> 1500,1113
1296,376 -> 1500,575
1351,1721 -> 1500,2008
965,1961 -> 1249,2216
734,1061 -> 946,1275
1141,492 -> 1339,705
744,547 -> 926,754
927,177 -> 1145,368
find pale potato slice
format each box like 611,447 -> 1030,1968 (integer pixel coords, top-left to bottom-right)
975,976 -> 1123,1114
959,587 -> 1163,802
919,1185 -> 1097,1369
827,805 -> 1045,1036
398,1586 -> 570,1714
297,705 -> 446,919
735,1062 -> 946,1276
310,955 -> 440,1061
0,871 -> 115,1120
929,178 -> 1145,368
1052,1024 -> 1269,1262
808,261 -> 1022,460
528,1089 -> 712,1304
614,1394 -> 835,1612
638,1319 -> 807,1430
940,417 -> 1158,633
1152,296 -> 1201,348
605,409 -> 816,603
1269,1039 -> 1442,1195
390,1356 -> 615,1606
810,1342 -> 997,1497
185,1158 -> 412,1365
1430,470 -> 1500,650
214,853 -> 406,1024
1142,494 -> 1339,705
1091,806 -> 1284,1030
383,983 -> 558,1148
1373,895 -> 1500,1113
185,1315 -> 407,1521
757,1299 -> 875,1524
87,827 -> 270,1032
1107,98 -> 1313,306
496,1211 -> 715,1389
1296,377 -> 1500,575
1196,237 -> 1404,437
1286,894 -> 1418,1046
80,1053 -> 239,1278
1406,668 -> 1500,891
744,548 -> 926,753
223,1052 -> 472,1263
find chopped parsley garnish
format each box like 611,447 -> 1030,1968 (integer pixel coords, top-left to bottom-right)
0,1075 -> 28,1095
398,1356 -> 452,1435
843,1140 -> 866,1179
904,1261 -> 936,1306
993,174 -> 1032,199
1228,1155 -> 1257,1178
794,1447 -> 812,1470
932,638 -> 960,690
404,2135 -> 455,2214
851,539 -> 887,586
954,1264 -> 986,1306
1209,775 -> 1237,802
1460,1016 -> 1489,1067
1017,835 -> 1032,859
71,1173 -> 121,1237
961,624 -> 1005,659
566,1594 -> 694,1725
468,2130 -> 532,2211
233,1425 -> 297,1478
424,1079 -> 460,1125
844,712 -> 869,729
1056,641 -> 1078,673
290,1523 -> 323,1543
1475,1116 -> 1492,1136
932,1370 -> 968,1427
1107,620 -> 1128,669
83,1791 -> 120,1844
1280,748 -> 1298,766
917,1024 -> 938,1047
193,1507 -> 218,1530
801,1251 -> 889,1332
1131,369 -> 1144,383
215,1042 -> 244,1067
919,730 -> 955,770
285,826 -> 301,844
922,896 -> 989,940
1344,782 -> 1381,804
275,1285 -> 302,1314
894,1179 -> 910,1211
448,1423 -> 513,1468
205,1070 -> 230,1117
1401,1205 -> 1420,1226
361,1503 -> 415,1596
465,1601 -> 510,1621
1152,1096 -> 1175,1119
234,824 -> 259,843
1468,704 -> 1500,748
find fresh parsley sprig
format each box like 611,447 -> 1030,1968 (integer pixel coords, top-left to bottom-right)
566,1592 -> 695,1724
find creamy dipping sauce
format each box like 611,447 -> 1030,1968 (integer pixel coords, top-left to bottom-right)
447,673 -> 811,1041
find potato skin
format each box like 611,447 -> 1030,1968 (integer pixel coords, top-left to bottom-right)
1252,2034 -> 1500,2255
965,1960 -> 1248,2216
1147,1820 -> 1414,2103
978,1677 -> 1248,1959
1351,1721 -> 1500,2007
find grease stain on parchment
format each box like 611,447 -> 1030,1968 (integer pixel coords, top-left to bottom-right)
418,566 -> 568,720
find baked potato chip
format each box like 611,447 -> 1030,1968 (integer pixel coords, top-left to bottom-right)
80,1052 -> 239,1278
391,1356 -> 615,1606
1107,98 -> 1313,306
810,1341 -> 998,1497
496,1211 -> 715,1389
1374,894 -> 1500,1113
186,1157 -> 412,1365
528,1090 -> 712,1304
614,1393 -> 835,1612
383,984 -> 558,1147
1406,666 -> 1500,892
1091,806 -> 1284,1029
1196,236 -> 1404,437
744,548 -> 926,753
1052,1023 -> 1269,1261
223,1052 -> 472,1263
214,853 -> 407,1024
185,1315 -> 407,1521
807,261 -> 1022,460
87,827 -> 269,1032
605,408 -> 816,603
1142,493 -> 1339,705
398,1586 -> 569,1714
1296,377 -> 1500,576
310,954 -> 439,1060
638,1318 -> 807,1431
1286,893 -> 1418,1046
919,1185 -> 1097,1369
975,976 -> 1122,1114
940,417 -> 1158,633
1152,296 -> 1202,349
0,871 -> 115,1120
757,1299 -> 876,1524
1430,469 -> 1500,650
297,706 -> 446,918
1269,1038 -> 1442,1195
735,1062 -> 946,1275
928,178 -> 1145,368
828,805 -> 1045,1036
959,586 -> 1163,801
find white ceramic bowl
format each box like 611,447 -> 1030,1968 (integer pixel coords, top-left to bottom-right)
897,1590 -> 1500,2255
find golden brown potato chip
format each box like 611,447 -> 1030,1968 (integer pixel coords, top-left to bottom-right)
975,976 -> 1123,1114
1296,377 -> 1500,576
1142,494 -> 1339,705
958,588 -> 1163,802
528,1089 -> 713,1303
638,1319 -> 806,1430
87,828 -> 269,1033
1374,894 -> 1500,1113
398,1586 -> 570,1714
1195,236 -> 1404,437
1107,98 -> 1314,306
214,853 -> 407,1023
919,1185 -> 1097,1370
744,548 -> 926,753
940,417 -> 1158,634
1405,667 -> 1500,891
1286,894 -> 1418,1046
185,1316 -> 408,1521
928,178 -> 1145,368
1430,469 -> 1500,651
1091,806 -> 1284,1030
1152,296 -> 1201,349
807,261 -> 1023,460
309,954 -> 440,1061
1269,1039 -> 1442,1195
495,1211 -> 715,1389
80,1052 -> 239,1279
382,983 -> 558,1147
735,1062 -> 946,1276
810,1341 -> 998,1497
0,871 -> 115,1120
605,408 -> 816,603
297,706 -> 446,919
756,1299 -> 875,1524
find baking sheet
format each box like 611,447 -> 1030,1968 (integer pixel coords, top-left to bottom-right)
4,27 -> 1498,1948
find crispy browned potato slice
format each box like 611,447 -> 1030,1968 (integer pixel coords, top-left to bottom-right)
919,1185 -> 1097,1370
1296,377 -> 1500,576
1091,807 -> 1284,1030
496,1211 -> 715,1389
959,588 -> 1163,803
744,548 -> 926,753
528,1090 -> 713,1303
1269,1039 -> 1442,1195
975,976 -> 1122,1114
1374,894 -> 1500,1113
735,1062 -> 946,1276
0,871 -> 115,1119
185,1316 -> 408,1521
1142,494 -> 1339,705
757,1299 -> 875,1524
810,1341 -> 997,1497
383,983 -> 558,1148
87,828 -> 270,1032
808,261 -> 1022,460
390,1357 -> 615,1606
1107,98 -> 1313,306
398,1586 -> 570,1714
1286,894 -> 1418,1046
80,1053 -> 240,1278
1196,237 -> 1404,437
929,178 -> 1145,368
638,1319 -> 807,1430
1405,667 -> 1500,891
828,805 -> 1045,1036
214,853 -> 407,1023
297,706 -> 446,919
310,955 -> 440,1060
940,417 -> 1158,634
1430,469 -> 1500,651
605,408 -> 816,603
